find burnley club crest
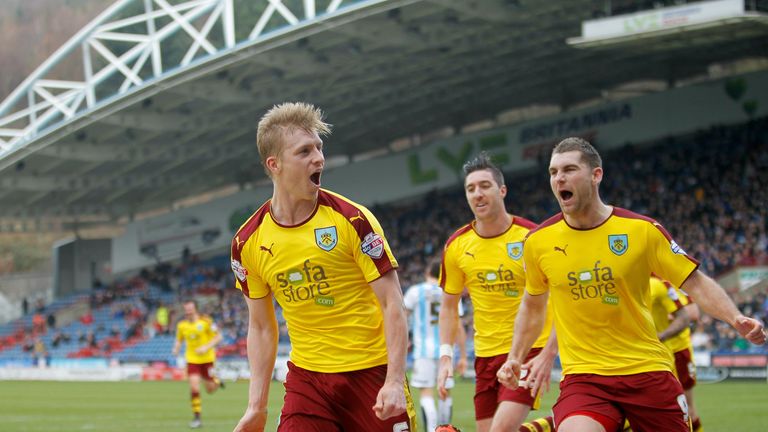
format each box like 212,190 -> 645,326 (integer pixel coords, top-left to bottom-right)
507,242 -> 523,260
315,226 -> 338,252
608,234 -> 628,256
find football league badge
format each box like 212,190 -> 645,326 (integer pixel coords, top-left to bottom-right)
361,232 -> 385,259
608,234 -> 628,256
315,226 -> 338,252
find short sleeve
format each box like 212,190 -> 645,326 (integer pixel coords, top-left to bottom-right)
645,222 -> 699,289
524,237 -> 548,295
231,239 -> 270,299
440,241 -> 465,295
349,206 -> 398,283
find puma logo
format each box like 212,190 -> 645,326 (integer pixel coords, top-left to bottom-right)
554,245 -> 568,256
465,252 -> 475,259
349,212 -> 365,223
260,243 -> 274,257
234,236 -> 245,249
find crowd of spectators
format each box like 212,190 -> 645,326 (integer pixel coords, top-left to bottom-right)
4,117 -> 767,359
378,117 -> 768,353
384,117 -> 768,290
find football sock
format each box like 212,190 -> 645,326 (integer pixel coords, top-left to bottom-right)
692,417 -> 702,431
191,391 -> 201,418
518,416 -> 554,432
420,396 -> 437,432
437,396 -> 453,425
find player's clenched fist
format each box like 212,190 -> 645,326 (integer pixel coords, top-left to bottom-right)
496,358 -> 522,390
372,380 -> 407,420
734,315 -> 767,345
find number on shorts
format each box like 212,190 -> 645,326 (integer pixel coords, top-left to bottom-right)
676,393 -> 689,423
393,421 -> 409,432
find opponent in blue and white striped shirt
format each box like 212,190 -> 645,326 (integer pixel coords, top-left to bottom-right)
404,259 -> 466,432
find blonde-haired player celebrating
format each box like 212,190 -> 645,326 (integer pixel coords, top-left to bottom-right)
231,102 -> 415,432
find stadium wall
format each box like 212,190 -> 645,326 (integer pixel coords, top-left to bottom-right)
53,238 -> 111,296
111,71 -> 768,273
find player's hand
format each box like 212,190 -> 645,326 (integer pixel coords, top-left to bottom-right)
455,356 -> 468,377
522,350 -> 555,398
372,379 -> 406,420
437,356 -> 454,400
734,315 -> 767,345
232,407 -> 267,432
496,358 -> 521,390
195,346 -> 208,355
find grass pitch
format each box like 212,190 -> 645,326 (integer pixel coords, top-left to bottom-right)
0,378 -> 766,431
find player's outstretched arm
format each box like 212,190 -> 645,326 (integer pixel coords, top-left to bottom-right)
233,295 -> 278,432
437,292 -> 461,400
497,291 -> 549,389
681,270 -> 767,345
370,270 -> 408,420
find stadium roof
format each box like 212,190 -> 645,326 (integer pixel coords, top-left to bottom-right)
0,0 -> 766,230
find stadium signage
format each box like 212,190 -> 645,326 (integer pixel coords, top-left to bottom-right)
408,99 -> 631,184
408,133 -> 508,185
711,354 -> 768,367
519,103 -> 631,145
580,0 -> 745,40
725,367 -> 767,379
738,266 -> 768,291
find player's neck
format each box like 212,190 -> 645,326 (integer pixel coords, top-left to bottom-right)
270,187 -> 318,225
563,201 -> 612,229
474,212 -> 512,237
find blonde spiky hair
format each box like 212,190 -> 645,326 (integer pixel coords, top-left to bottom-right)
256,102 -> 332,176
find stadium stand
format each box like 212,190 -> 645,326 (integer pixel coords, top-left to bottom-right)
0,116 -> 766,365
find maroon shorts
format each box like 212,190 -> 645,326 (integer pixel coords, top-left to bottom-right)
278,361 -> 416,432
554,371 -> 689,432
673,348 -> 697,390
187,362 -> 214,380
474,348 -> 542,420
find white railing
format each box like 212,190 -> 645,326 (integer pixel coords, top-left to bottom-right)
0,0 -> 368,158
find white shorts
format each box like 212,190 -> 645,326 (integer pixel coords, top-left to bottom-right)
410,358 -> 437,388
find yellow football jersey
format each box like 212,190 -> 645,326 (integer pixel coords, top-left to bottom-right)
649,276 -> 693,354
231,189 -> 398,373
440,216 -> 552,357
524,208 -> 699,376
176,316 -> 219,364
